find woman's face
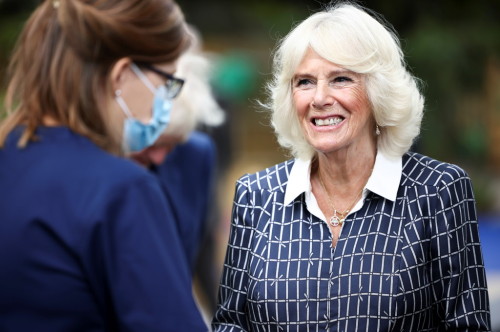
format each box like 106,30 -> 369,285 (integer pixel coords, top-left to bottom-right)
119,61 -> 178,123
292,48 -> 376,157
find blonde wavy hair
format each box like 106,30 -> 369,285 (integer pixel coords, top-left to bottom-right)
265,2 -> 424,160
165,31 -> 225,142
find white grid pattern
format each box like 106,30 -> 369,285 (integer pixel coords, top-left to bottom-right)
213,152 -> 491,331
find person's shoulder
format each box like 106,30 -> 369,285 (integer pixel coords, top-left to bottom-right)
402,151 -> 470,187
95,153 -> 154,186
45,128 -> 155,188
164,131 -> 216,171
81,149 -> 156,191
186,131 -> 215,150
237,159 -> 295,192
65,143 -> 162,217
170,131 -> 215,160
3,127 -> 159,211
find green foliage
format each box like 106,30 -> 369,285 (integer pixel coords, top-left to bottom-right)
405,17 -> 499,163
0,11 -> 31,90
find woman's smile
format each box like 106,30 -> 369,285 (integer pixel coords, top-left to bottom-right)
312,116 -> 344,127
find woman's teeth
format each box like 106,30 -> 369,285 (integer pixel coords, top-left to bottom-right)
314,117 -> 343,126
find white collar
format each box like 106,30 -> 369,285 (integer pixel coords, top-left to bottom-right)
365,151 -> 402,202
284,150 -> 402,207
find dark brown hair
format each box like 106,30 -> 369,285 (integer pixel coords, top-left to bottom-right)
0,0 -> 190,153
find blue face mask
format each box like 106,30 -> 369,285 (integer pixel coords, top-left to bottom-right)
115,65 -> 173,152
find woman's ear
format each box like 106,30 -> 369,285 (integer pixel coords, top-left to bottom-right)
110,57 -> 132,92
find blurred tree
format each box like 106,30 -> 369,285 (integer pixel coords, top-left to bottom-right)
0,0 -> 37,91
0,0 -> 38,13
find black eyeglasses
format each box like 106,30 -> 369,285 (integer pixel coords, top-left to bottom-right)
136,62 -> 185,99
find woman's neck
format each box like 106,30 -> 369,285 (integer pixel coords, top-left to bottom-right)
42,115 -> 61,126
313,143 -> 376,196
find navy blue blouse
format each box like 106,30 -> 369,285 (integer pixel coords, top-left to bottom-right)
0,127 -> 207,331
213,152 -> 490,331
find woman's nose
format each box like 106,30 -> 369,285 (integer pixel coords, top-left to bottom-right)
311,81 -> 335,109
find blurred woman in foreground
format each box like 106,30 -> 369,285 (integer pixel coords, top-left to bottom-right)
0,0 -> 206,330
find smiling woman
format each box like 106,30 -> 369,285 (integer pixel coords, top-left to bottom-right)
212,2 -> 491,331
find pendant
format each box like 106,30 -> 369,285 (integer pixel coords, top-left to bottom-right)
329,214 -> 343,227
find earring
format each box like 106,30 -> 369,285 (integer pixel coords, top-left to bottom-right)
375,125 -> 381,136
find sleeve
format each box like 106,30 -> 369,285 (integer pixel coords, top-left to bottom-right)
87,173 -> 208,332
197,133 -> 218,247
212,177 -> 254,331
430,166 -> 491,331
194,134 -> 220,312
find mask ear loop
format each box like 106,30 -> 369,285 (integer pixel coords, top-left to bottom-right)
130,63 -> 157,93
115,89 -> 133,118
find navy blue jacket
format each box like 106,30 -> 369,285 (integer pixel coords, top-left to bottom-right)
213,153 -> 490,331
0,127 -> 207,331
150,131 -> 217,271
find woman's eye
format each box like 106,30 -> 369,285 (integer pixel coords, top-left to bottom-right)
295,78 -> 313,87
330,76 -> 355,88
334,76 -> 352,83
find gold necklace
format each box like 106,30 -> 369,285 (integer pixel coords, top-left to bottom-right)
317,174 -> 364,227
